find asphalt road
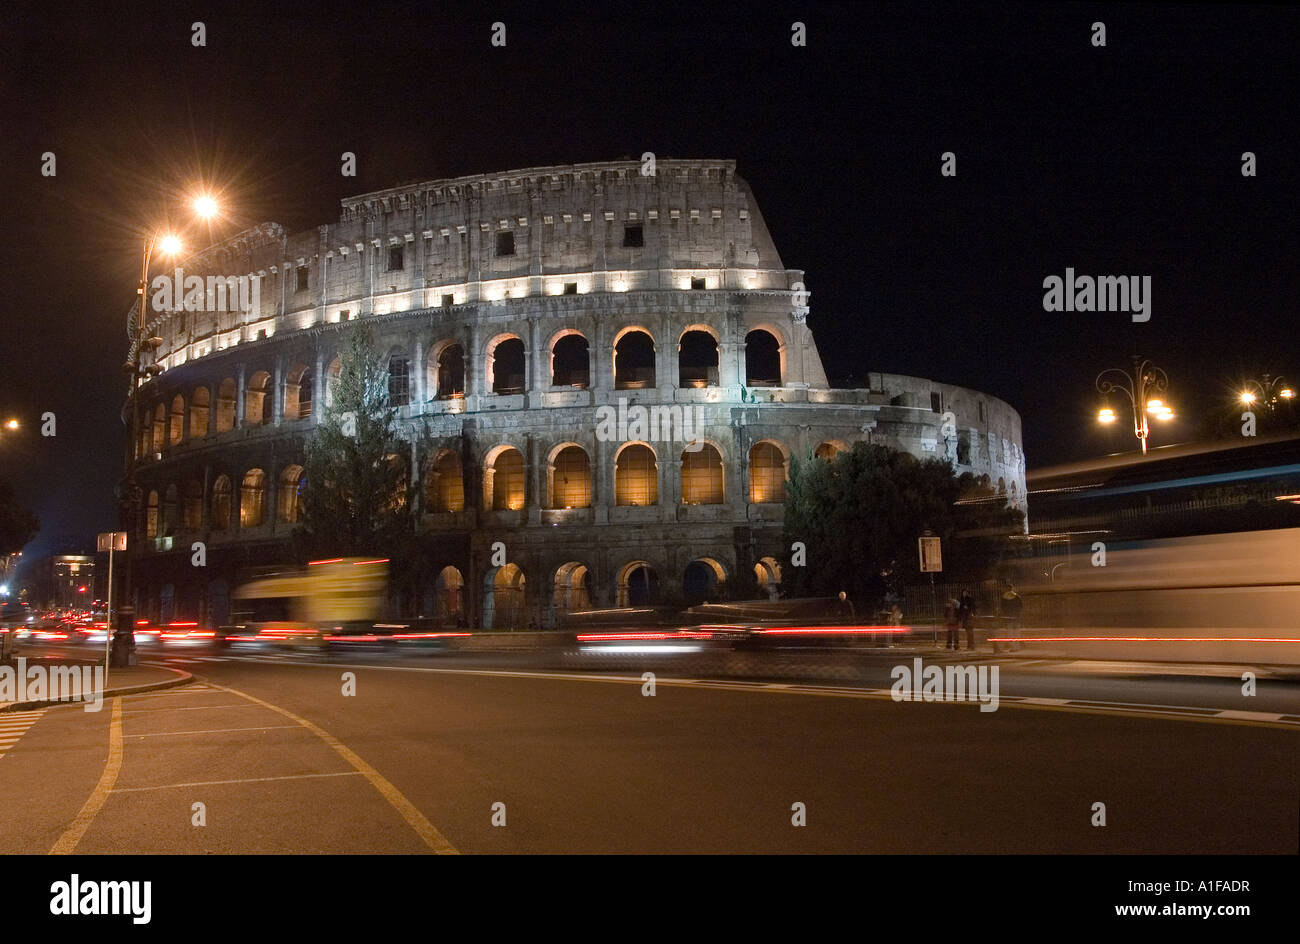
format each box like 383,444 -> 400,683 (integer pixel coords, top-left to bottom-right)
1,645 -> 1296,854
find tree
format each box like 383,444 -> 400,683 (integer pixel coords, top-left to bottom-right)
781,443 -> 1023,606
296,328 -> 413,561
0,480 -> 39,556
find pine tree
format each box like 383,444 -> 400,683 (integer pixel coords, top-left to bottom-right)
297,328 -> 412,560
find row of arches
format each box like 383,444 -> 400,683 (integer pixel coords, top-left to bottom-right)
138,328 -> 787,455
430,439 -> 804,512
143,465 -> 304,538
425,555 -> 786,628
141,438 -> 848,538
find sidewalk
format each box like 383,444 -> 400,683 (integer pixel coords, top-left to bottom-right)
0,655 -> 192,712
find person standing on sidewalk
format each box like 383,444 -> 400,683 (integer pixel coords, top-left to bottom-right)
1000,583 -> 1023,652
959,590 -> 977,651
944,597 -> 961,651
885,602 -> 902,649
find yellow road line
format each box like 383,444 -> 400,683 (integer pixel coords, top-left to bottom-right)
209,681 -> 459,854
50,698 -> 122,854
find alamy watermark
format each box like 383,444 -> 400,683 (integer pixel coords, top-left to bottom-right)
890,657 -> 999,712
1,657 -> 104,712
150,267 -> 261,315
595,397 -> 705,450
1042,268 -> 1151,322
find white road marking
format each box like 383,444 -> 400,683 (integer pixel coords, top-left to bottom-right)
1215,709 -> 1285,722
0,710 -> 45,758
211,656 -> 1300,730
128,724 -> 302,738
112,770 -> 364,792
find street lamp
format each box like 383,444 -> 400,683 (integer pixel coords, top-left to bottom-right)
1096,355 -> 1173,455
3,419 -> 18,432
1239,374 -> 1295,411
114,200 -> 216,666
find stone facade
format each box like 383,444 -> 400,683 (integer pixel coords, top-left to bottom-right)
124,159 -> 1026,628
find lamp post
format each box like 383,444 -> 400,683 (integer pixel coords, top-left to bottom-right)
114,197 -> 219,666
1239,374 -> 1295,412
1096,355 -> 1173,455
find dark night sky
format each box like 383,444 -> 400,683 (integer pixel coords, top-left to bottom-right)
1,1 -> 1297,566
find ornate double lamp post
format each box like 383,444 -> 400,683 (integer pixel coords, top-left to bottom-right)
1239,374 -> 1295,411
1096,355 -> 1174,455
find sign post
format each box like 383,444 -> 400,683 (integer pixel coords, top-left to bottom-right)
919,532 -> 943,645
98,531 -> 127,687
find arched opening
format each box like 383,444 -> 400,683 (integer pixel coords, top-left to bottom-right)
211,476 -> 232,530
484,563 -> 526,629
815,441 -> 845,461
551,334 -> 590,388
549,445 -> 591,509
681,443 -> 724,505
216,378 -> 237,432
190,387 -> 211,438
240,469 -> 266,527
614,330 -> 655,389
278,465 -> 304,523
209,579 -> 229,626
489,337 -> 526,394
183,480 -> 203,530
683,558 -> 726,604
615,443 -> 658,506
678,329 -> 718,387
749,441 -> 788,503
424,449 -> 464,513
286,363 -> 312,420
431,343 -> 465,399
145,489 -> 159,538
745,329 -> 781,386
151,403 -> 166,452
553,562 -> 592,618
434,566 -> 464,624
385,453 -> 408,512
246,371 -> 272,426
162,484 -> 179,536
159,584 -> 175,626
325,357 -> 342,407
617,561 -> 659,607
387,352 -> 411,407
755,557 -> 783,600
168,395 -> 185,445
485,447 -> 525,511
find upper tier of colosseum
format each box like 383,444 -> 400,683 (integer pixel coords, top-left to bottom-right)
140,159 -> 815,378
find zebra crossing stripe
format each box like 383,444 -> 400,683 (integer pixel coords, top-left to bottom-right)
0,710 -> 46,758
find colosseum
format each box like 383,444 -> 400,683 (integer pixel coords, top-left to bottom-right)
123,159 -> 1026,629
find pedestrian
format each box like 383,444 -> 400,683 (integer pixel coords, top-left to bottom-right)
886,602 -> 902,649
944,597 -> 961,651
1000,582 -> 1023,651
959,590 -> 977,651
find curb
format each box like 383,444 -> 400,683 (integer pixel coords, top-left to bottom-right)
0,665 -> 194,713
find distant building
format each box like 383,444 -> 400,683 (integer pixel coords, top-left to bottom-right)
33,554 -> 96,610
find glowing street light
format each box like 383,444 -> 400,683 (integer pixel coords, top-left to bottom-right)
1240,375 -> 1295,412
115,192 -> 227,668
3,419 -> 18,431
1096,356 -> 1173,455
